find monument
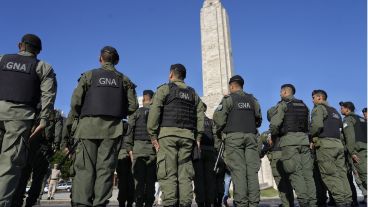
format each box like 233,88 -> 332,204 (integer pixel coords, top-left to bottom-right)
200,0 -> 274,189
200,0 -> 234,117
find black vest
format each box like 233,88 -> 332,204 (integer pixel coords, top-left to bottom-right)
223,93 -> 257,133
202,117 -> 214,146
280,99 -> 309,135
0,54 -> 40,107
351,115 -> 367,143
319,106 -> 342,139
160,83 -> 196,130
134,107 -> 150,141
80,69 -> 127,118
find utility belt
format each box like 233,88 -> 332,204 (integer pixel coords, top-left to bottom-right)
50,178 -> 59,180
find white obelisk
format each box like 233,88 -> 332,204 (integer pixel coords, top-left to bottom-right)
200,0 -> 275,190
200,0 -> 234,117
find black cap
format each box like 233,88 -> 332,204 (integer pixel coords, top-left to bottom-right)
143,90 -> 154,98
21,34 -> 42,51
281,84 -> 296,95
362,108 -> 367,113
229,75 -> 244,87
101,46 -> 119,62
312,89 -> 328,99
170,64 -> 186,72
339,101 -> 355,112
170,64 -> 186,79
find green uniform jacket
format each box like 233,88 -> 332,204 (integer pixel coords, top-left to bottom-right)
125,104 -> 156,157
0,51 -> 57,126
310,102 -> 344,148
213,90 -> 262,135
342,112 -> 367,156
269,95 -> 310,147
147,79 -> 205,141
65,62 -> 138,139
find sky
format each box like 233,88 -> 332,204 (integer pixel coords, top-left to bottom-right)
1,0 -> 366,131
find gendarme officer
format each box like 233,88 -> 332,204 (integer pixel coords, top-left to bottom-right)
213,75 -> 262,207
269,84 -> 316,207
125,90 -> 157,207
193,104 -> 218,207
65,46 -> 138,206
259,106 -> 294,207
0,34 -> 57,206
310,90 -> 352,206
340,101 -> 367,202
147,64 -> 205,207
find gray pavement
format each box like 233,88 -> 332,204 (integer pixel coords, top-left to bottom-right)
36,188 -> 366,207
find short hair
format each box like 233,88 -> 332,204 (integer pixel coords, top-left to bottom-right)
143,90 -> 154,99
339,101 -> 355,112
312,90 -> 328,100
100,46 -> 119,65
170,64 -> 186,80
229,75 -> 244,87
21,34 -> 42,54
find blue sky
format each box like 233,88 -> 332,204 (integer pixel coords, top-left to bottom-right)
1,0 -> 366,131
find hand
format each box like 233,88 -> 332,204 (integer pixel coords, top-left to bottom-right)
310,142 -> 315,150
63,147 -> 69,155
267,134 -> 273,146
151,138 -> 160,152
129,151 -> 133,162
352,154 -> 360,164
30,123 -> 46,140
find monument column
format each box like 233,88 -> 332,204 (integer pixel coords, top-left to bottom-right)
200,0 -> 234,117
200,0 -> 274,190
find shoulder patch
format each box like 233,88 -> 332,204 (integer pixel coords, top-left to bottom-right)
77,73 -> 86,82
216,105 -> 223,111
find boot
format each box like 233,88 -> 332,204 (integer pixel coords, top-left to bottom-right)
197,202 -> 205,207
127,201 -> 134,207
359,195 -> 367,204
222,196 -> 229,207
145,202 -> 154,207
205,202 -> 214,207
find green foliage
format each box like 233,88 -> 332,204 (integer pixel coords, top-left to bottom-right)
50,150 -> 73,180
260,187 -> 279,197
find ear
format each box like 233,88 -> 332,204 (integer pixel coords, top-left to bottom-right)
99,56 -> 103,63
18,42 -> 24,51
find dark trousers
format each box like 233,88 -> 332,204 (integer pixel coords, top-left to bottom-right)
12,135 -> 51,207
133,156 -> 156,207
193,148 -> 217,206
117,156 -> 134,207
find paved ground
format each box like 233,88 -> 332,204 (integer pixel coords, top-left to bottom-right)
36,188 -> 366,207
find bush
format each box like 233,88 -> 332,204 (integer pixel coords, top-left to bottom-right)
50,150 -> 73,180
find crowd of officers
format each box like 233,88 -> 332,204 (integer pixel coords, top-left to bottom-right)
0,34 -> 366,207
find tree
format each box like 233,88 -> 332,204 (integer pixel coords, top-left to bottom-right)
50,150 -> 73,180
